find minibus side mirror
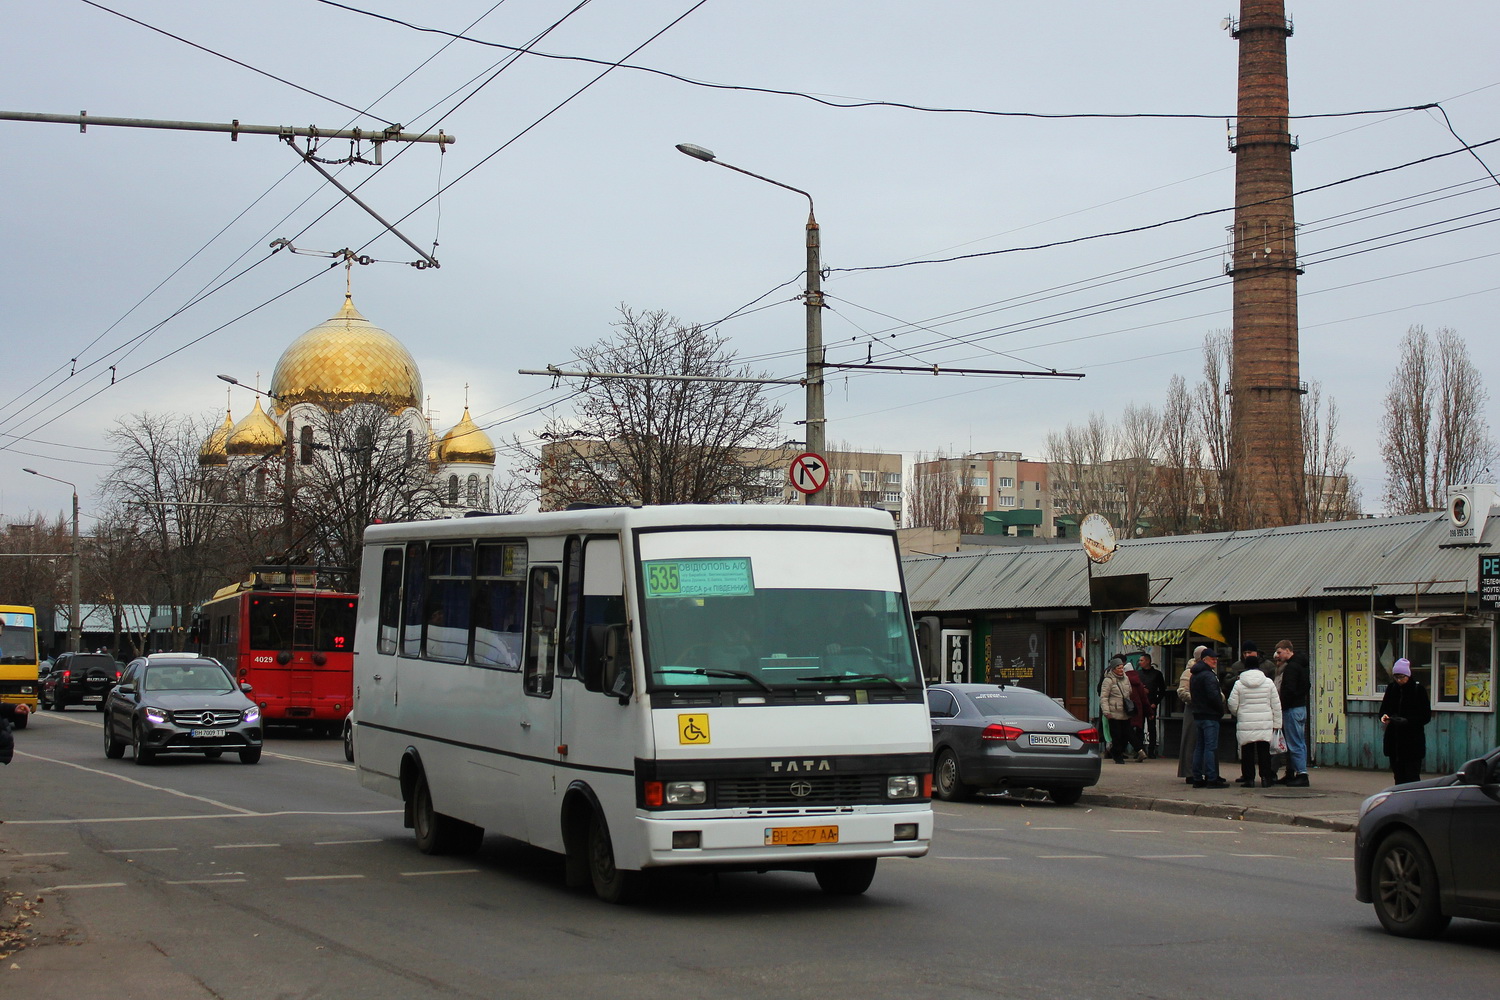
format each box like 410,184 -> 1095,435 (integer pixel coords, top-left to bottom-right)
584,623 -> 629,699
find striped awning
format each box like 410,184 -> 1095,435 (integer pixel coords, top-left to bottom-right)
1119,604 -> 1226,647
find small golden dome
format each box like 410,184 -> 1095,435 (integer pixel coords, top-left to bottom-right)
199,411 -> 234,467
437,407 -> 496,464
226,399 -> 285,457
269,296 -> 423,414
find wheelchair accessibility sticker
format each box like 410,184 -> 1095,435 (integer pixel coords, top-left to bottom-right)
678,714 -> 710,745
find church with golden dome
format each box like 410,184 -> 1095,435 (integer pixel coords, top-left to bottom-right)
198,295 -> 498,513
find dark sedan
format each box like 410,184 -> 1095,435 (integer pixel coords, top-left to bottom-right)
42,652 -> 119,711
103,655 -> 264,765
1354,746 -> 1500,938
928,682 -> 1101,805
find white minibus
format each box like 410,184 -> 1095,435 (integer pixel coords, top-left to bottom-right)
353,504 -> 932,901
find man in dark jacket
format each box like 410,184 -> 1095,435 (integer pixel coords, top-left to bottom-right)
1135,653 -> 1167,758
1188,649 -> 1229,788
1273,639 -> 1311,786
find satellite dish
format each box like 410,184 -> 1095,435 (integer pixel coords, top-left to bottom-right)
1081,513 -> 1119,565
1220,16 -> 1233,30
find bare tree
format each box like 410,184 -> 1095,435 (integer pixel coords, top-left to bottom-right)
288,400 -> 445,581
906,451 -> 959,530
1302,380 -> 1361,522
1196,331 -> 1235,530
1116,403 -> 1164,534
101,412 -> 239,631
1381,326 -> 1496,514
526,306 -> 785,508
1157,374 -> 1203,534
1046,414 -> 1119,532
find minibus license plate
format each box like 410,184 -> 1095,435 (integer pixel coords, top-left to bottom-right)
765,825 -> 838,846
192,728 -> 226,739
1029,734 -> 1070,747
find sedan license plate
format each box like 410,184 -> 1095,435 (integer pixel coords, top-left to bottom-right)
1029,734 -> 1071,747
765,825 -> 839,847
191,728 -> 227,739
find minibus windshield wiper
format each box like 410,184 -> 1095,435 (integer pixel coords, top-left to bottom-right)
654,666 -> 774,693
796,673 -> 909,691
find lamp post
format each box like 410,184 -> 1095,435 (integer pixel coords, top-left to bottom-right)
218,374 -> 295,561
24,468 -> 81,652
676,143 -> 827,505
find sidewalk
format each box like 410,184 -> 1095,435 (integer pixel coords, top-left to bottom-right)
1079,756 -> 1399,832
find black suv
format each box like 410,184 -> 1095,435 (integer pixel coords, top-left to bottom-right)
42,652 -> 119,711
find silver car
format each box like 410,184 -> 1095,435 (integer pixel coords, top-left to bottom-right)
103,654 -> 264,765
928,682 -> 1102,805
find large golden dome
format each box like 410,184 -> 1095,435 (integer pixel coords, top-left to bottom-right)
199,411 -> 233,467
437,407 -> 496,464
226,399 -> 285,457
269,296 -> 422,414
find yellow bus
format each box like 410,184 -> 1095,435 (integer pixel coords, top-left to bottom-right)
0,605 -> 41,727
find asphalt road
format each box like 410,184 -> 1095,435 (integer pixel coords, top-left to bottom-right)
3,710 -> 1497,999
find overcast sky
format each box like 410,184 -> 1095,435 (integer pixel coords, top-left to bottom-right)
2,1 -> 1497,525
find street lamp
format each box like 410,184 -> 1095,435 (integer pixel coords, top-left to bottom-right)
676,143 -> 827,505
23,468 -> 81,653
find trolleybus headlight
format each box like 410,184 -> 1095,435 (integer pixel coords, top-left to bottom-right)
144,707 -> 168,725
242,706 -> 261,725
665,781 -> 707,805
887,775 -> 920,799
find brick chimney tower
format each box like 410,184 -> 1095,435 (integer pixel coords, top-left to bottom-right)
1227,0 -> 1305,527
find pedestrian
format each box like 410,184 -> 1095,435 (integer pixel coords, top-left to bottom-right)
1123,658 -> 1152,761
1272,639 -> 1311,786
1189,648 -> 1229,788
1227,654 -> 1282,788
0,702 -> 29,766
1379,658 -> 1432,785
1099,655 -> 1137,764
1221,640 -> 1261,768
1176,646 -> 1204,782
1135,652 -> 1167,759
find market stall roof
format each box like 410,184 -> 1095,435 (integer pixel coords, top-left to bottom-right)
1118,605 -> 1226,646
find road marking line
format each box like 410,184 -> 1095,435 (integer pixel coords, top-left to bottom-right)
285,874 -> 365,881
947,828 -> 1008,833
43,882 -> 127,891
1027,827 -> 1076,831
1185,830 -> 1239,835
13,751 -> 257,814
315,839 -> 381,846
5,809 -> 401,827
1229,853 -> 1287,858
104,847 -> 179,853
263,751 -> 354,770
400,869 -> 481,877
1267,830 -> 1332,835
214,843 -> 280,850
18,851 -> 69,857
1140,854 -> 1207,859
166,879 -> 248,885
1325,856 -> 1354,861
1037,854 -> 1105,859
932,857 -> 1011,862
1108,829 -> 1162,834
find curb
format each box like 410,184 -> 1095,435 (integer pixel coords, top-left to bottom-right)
1079,791 -> 1357,832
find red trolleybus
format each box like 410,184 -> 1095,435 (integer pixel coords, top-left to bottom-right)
197,567 -> 356,732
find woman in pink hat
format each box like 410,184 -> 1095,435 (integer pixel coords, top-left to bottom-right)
1378,658 -> 1431,785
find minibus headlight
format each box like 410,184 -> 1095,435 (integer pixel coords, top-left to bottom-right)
887,775 -> 920,799
665,781 -> 708,805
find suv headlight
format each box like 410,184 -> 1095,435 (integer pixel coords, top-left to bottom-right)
242,706 -> 261,725
144,706 -> 168,724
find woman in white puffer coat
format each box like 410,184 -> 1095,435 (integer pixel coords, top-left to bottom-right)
1228,655 -> 1283,788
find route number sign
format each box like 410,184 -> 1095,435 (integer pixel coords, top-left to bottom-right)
788,452 -> 828,495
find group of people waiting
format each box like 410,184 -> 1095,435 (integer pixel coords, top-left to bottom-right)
1101,639 -> 1432,789
1098,640 -> 1311,787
